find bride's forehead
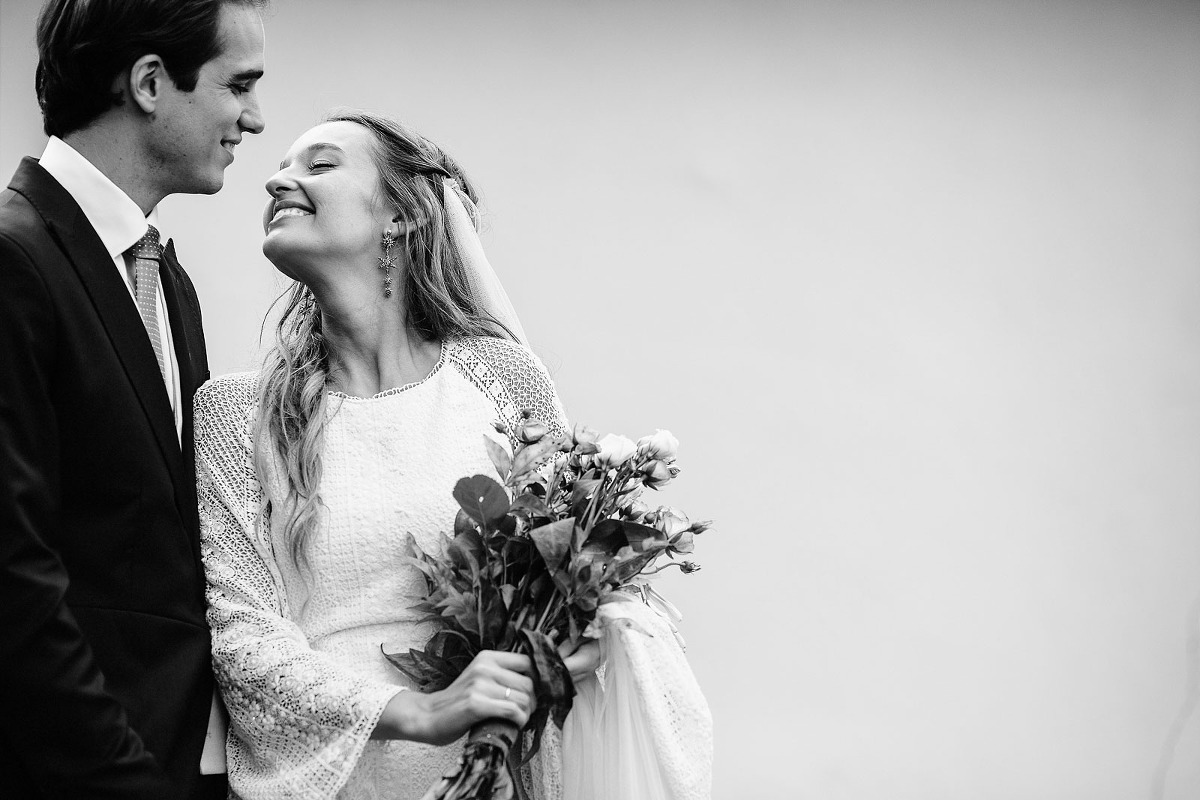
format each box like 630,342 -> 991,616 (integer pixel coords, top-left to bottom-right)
283,121 -> 371,160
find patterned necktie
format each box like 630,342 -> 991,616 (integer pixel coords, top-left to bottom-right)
130,226 -> 166,380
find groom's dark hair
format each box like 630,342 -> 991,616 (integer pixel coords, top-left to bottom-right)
35,0 -> 267,138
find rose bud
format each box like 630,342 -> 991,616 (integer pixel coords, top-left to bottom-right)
640,459 -> 675,489
679,561 -> 702,574
689,519 -> 714,534
571,423 -> 601,454
668,529 -> 695,554
572,423 -> 599,445
595,433 -> 637,468
636,429 -> 679,461
625,497 -> 651,520
517,419 -> 548,443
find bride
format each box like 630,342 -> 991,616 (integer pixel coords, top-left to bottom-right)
195,111 -> 711,799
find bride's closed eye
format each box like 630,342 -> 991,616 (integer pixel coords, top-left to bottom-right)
308,160 -> 335,171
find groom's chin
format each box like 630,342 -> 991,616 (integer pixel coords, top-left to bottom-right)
201,174 -> 227,195
183,175 -> 225,197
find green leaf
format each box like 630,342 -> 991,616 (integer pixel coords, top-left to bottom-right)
610,544 -> 666,583
454,509 -> 476,537
437,590 -> 480,635
453,474 -> 511,528
510,494 -> 550,521
447,527 -> 485,579
584,518 -> 627,552
381,645 -> 458,691
622,521 -> 669,552
484,435 -> 512,481
530,517 -> 574,570
509,437 -> 562,482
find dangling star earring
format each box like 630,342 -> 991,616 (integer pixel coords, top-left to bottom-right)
379,228 -> 397,298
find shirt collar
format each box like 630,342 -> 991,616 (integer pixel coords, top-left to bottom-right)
39,136 -> 163,260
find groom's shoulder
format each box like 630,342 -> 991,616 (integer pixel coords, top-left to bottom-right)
0,178 -> 49,254
0,180 -> 58,306
0,158 -> 62,235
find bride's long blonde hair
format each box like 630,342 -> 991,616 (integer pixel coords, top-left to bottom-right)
256,111 -> 513,568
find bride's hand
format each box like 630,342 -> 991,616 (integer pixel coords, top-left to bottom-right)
558,637 -> 602,684
373,650 -> 536,745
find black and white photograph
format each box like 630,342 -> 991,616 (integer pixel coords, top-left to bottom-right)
0,1 -> 1197,798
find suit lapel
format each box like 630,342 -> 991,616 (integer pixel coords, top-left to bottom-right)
161,241 -> 201,406
8,158 -> 185,489
160,240 -> 205,557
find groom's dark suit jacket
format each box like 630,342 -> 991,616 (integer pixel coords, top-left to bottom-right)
0,158 -> 214,799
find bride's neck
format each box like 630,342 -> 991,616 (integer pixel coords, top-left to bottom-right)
314,283 -> 440,397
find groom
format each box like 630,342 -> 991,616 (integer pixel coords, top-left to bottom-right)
0,1 -> 266,797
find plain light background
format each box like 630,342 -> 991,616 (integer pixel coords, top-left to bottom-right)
2,1 -> 1199,797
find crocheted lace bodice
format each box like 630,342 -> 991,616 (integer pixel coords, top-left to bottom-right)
196,338 -> 567,800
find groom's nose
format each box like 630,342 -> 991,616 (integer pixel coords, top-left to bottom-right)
240,91 -> 265,135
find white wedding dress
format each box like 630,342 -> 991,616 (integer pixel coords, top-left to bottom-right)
195,336 -> 712,800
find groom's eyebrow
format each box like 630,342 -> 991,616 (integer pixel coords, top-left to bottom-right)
279,143 -> 346,170
232,69 -> 264,82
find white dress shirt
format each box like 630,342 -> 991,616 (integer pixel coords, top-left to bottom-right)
38,137 -> 227,774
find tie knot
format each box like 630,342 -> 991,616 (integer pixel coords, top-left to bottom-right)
130,225 -> 163,261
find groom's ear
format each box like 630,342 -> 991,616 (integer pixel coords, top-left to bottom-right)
126,54 -> 169,114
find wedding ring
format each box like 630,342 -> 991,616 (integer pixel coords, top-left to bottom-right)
504,686 -> 512,700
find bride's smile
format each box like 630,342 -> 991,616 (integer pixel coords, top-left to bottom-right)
262,121 -> 397,281
269,200 -> 313,224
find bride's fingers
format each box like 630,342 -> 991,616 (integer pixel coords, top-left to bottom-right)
561,639 -> 601,681
490,668 -> 534,699
494,683 -> 534,714
475,650 -> 533,675
480,683 -> 534,726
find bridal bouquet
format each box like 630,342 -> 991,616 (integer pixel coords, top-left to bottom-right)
384,413 -> 709,800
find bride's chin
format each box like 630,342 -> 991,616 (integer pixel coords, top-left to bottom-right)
263,237 -> 297,273
262,246 -> 301,282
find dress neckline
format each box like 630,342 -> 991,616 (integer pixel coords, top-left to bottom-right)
326,340 -> 449,401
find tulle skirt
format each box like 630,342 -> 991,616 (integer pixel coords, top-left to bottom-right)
559,591 -> 713,800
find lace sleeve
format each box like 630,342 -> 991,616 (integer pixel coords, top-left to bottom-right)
195,374 -> 402,800
448,337 -> 569,447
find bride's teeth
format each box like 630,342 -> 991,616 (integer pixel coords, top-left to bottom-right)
273,207 -> 313,222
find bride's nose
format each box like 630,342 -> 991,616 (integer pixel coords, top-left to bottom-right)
265,169 -> 296,197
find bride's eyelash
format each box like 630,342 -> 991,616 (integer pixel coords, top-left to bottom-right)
309,161 -> 334,171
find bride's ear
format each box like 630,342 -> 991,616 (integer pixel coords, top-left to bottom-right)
390,213 -> 425,239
